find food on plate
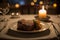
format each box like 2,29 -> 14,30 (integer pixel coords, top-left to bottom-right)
17,19 -> 42,31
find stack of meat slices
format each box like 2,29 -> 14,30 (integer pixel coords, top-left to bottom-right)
17,19 -> 42,31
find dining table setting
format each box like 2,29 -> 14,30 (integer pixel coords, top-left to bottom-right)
0,14 -> 60,40
0,0 -> 60,40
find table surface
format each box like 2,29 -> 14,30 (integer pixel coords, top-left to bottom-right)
0,15 -> 60,40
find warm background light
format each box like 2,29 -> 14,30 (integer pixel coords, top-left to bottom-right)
31,2 -> 35,6
15,4 -> 20,8
39,1 -> 43,5
33,0 -> 37,2
12,13 -> 14,15
16,13 -> 19,15
53,3 -> 57,8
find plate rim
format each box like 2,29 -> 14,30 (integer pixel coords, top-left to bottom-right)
9,21 -> 50,33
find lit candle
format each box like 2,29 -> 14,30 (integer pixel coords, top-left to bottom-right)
16,13 -> 19,15
15,4 -> 20,8
39,1 -> 43,5
33,0 -> 37,2
12,13 -> 14,15
39,6 -> 47,19
53,3 -> 57,8
31,2 -> 35,6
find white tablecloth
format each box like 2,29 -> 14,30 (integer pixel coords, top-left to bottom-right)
0,15 -> 60,40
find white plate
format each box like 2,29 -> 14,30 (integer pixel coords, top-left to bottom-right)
9,22 -> 50,33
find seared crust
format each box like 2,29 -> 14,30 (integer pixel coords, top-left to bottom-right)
17,19 -> 41,31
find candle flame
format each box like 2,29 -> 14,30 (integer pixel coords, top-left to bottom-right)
39,6 -> 46,13
53,3 -> 57,8
39,5 -> 47,18
12,13 -> 14,15
16,13 -> 19,15
33,0 -> 37,2
31,2 -> 35,6
39,5 -> 46,15
39,1 -> 43,5
42,6 -> 44,10
15,4 -> 20,8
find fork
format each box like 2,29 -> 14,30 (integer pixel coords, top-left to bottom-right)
51,22 -> 60,40
0,25 -> 6,32
0,21 -> 7,32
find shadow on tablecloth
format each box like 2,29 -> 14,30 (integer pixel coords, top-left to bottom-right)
6,29 -> 50,38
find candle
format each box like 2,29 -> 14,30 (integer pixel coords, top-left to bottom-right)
16,13 -> 19,15
33,0 -> 37,2
53,3 -> 57,8
39,6 -> 47,19
12,13 -> 14,15
31,2 -> 35,6
39,1 -> 43,5
15,4 -> 20,8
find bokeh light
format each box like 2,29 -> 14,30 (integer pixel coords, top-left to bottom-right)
15,3 -> 20,8
33,0 -> 37,2
31,2 -> 35,6
53,3 -> 57,8
39,1 -> 43,5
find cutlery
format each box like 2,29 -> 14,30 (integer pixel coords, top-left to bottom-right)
51,22 -> 60,40
0,21 -> 7,32
0,25 -> 6,32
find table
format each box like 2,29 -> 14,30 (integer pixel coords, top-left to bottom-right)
0,15 -> 60,40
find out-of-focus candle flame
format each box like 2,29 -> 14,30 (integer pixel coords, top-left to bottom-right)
12,13 -> 14,15
39,1 -> 43,5
33,0 -> 37,2
42,6 -> 44,10
15,4 -> 20,8
31,2 -> 35,6
39,6 -> 47,18
39,6 -> 46,13
16,13 -> 19,15
53,3 -> 57,8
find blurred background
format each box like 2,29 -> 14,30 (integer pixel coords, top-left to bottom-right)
0,0 -> 60,15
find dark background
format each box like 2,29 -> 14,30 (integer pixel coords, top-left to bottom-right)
0,0 -> 60,15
